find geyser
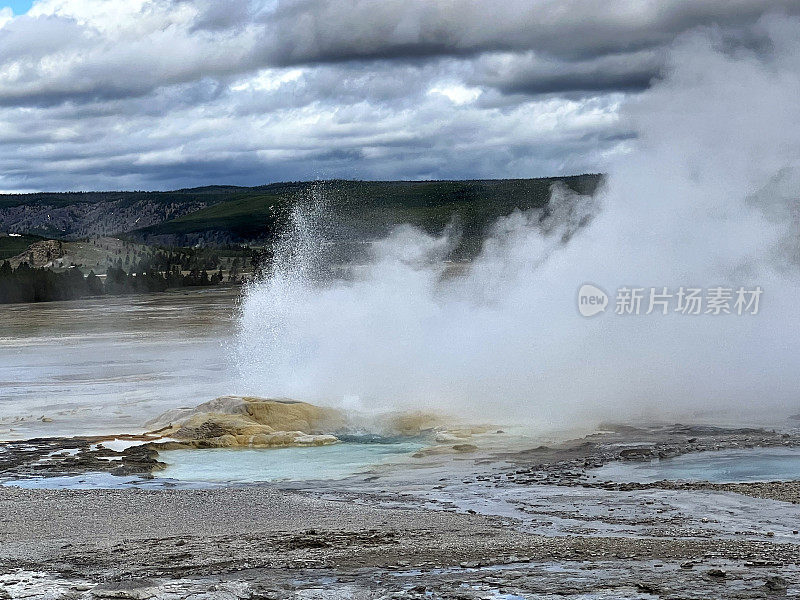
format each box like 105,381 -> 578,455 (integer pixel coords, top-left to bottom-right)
234,16 -> 800,428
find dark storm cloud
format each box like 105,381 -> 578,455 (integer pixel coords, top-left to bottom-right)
261,0 -> 800,97
0,0 -> 795,191
471,50 -> 664,97
263,0 -> 800,64
187,0 -> 255,32
4,0 -> 797,107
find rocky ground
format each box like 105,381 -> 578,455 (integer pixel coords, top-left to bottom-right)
1,422 -> 800,598
493,422 -> 800,503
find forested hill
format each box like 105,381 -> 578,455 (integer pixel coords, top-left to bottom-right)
0,175 -> 602,246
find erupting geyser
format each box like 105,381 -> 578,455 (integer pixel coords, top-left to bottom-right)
234,16 -> 800,428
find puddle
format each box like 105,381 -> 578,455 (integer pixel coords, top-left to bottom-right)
591,447 -> 800,483
157,441 -> 425,483
1,441 -> 425,488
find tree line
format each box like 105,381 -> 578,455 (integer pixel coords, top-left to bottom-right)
0,261 -> 227,304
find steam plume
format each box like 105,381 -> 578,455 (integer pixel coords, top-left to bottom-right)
234,16 -> 800,427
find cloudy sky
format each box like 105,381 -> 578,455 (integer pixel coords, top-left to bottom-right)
0,0 -> 797,192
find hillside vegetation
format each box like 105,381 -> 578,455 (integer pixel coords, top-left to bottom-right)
133,176 -> 602,247
0,176 -> 602,249
0,234 -> 45,260
0,176 -> 603,302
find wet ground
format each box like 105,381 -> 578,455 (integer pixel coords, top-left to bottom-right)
2,421 -> 800,598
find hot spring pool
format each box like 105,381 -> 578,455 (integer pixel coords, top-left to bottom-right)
157,440 -> 424,484
591,446 -> 800,483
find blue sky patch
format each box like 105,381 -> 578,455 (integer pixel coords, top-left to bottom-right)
1,0 -> 33,15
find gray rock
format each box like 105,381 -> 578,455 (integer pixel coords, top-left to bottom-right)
765,575 -> 788,592
707,568 -> 726,578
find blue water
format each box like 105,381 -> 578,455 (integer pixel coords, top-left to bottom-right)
0,441 -> 424,489
158,441 -> 424,483
591,447 -> 800,483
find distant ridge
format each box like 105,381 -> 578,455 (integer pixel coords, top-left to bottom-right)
0,175 -> 603,247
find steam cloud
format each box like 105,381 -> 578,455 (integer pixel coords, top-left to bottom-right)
234,16 -> 800,428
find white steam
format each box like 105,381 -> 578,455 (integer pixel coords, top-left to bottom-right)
234,16 -> 800,427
